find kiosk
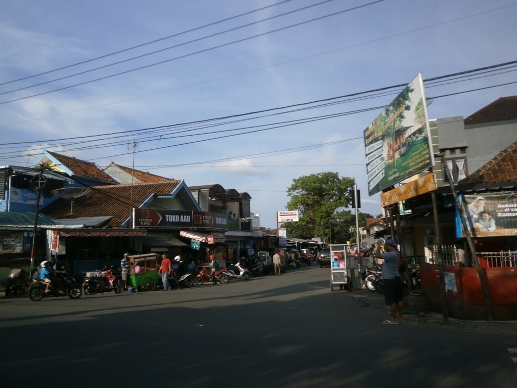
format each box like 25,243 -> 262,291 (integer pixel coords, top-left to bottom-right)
128,253 -> 160,291
329,244 -> 349,291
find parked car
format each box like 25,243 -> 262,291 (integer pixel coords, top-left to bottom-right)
317,249 -> 331,268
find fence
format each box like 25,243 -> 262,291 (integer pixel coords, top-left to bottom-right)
422,245 -> 517,267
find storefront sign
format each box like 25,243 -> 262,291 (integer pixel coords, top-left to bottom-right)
277,211 -> 299,223
380,173 -> 437,207
133,208 -> 228,230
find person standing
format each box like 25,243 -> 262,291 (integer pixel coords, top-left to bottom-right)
120,253 -> 130,291
273,250 -> 282,275
160,254 -> 172,291
455,241 -> 467,267
209,255 -> 217,284
375,238 -> 404,324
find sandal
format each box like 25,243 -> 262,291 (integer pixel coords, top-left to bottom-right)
383,320 -> 398,324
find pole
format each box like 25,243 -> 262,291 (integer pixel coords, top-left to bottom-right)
431,191 -> 448,322
354,184 -> 361,287
30,168 -> 45,278
440,155 -> 493,320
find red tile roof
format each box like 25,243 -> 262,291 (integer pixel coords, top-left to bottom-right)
461,141 -> 517,184
48,151 -> 118,184
42,182 -> 180,227
105,162 -> 175,183
464,96 -> 517,126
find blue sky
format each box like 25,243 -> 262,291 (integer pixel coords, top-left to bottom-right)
1,0 -> 517,228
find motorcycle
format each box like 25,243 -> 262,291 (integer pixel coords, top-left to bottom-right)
82,268 -> 121,295
365,265 -> 383,293
195,266 -> 222,286
28,272 -> 82,301
226,261 -> 250,281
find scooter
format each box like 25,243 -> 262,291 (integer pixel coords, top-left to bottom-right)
82,268 -> 121,295
28,272 -> 82,301
226,261 -> 250,281
365,265 -> 383,293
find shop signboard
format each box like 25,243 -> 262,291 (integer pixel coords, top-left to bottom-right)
456,192 -> 517,237
364,73 -> 434,196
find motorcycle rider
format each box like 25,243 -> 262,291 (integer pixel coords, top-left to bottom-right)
39,261 -> 64,293
209,255 -> 217,284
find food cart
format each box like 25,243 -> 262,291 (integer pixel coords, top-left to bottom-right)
127,253 -> 160,291
329,244 -> 349,291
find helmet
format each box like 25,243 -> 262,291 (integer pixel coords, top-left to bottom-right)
40,261 -> 48,267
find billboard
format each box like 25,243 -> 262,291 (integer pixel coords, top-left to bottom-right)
277,210 -> 299,223
364,74 -> 433,196
133,208 -> 228,230
456,192 -> 517,238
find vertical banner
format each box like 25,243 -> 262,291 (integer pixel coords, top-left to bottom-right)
364,74 -> 434,196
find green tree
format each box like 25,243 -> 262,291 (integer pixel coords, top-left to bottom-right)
284,172 -> 355,240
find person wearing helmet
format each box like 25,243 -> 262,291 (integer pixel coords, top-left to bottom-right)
209,254 -> 217,284
39,261 -> 63,293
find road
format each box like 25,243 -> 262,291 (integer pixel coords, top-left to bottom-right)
1,266 -> 516,387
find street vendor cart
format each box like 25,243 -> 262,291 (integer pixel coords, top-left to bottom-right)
127,253 -> 160,291
329,244 -> 350,291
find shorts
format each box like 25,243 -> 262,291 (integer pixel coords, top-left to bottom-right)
121,272 -> 128,281
384,277 -> 403,305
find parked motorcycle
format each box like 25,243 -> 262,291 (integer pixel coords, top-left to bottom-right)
82,268 -> 121,295
28,272 -> 82,301
365,265 -> 383,293
226,261 -> 250,281
195,266 -> 222,286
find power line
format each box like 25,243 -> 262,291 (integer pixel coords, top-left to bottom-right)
0,1 -> 383,104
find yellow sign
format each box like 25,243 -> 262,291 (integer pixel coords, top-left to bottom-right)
381,173 -> 437,207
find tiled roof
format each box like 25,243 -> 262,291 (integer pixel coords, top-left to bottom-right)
461,141 -> 517,185
105,162 -> 174,183
366,218 -> 384,229
464,96 -> 517,125
48,151 -> 118,183
42,181 -> 180,227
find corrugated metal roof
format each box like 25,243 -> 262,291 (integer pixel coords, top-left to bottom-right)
0,212 -> 55,227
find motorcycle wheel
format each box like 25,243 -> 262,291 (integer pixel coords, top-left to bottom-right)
244,273 -> 249,281
365,275 -> 377,292
140,277 -> 156,291
68,285 -> 83,299
194,276 -> 205,286
375,278 -> 385,294
218,274 -> 229,284
83,283 -> 96,295
184,275 -> 194,288
28,287 -> 44,301
113,282 -> 121,294
170,277 -> 180,290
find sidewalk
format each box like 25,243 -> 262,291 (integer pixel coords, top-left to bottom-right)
346,286 -> 517,337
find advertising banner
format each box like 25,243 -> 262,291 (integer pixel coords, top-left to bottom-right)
364,74 -> 434,196
456,192 -> 517,237
277,211 -> 299,223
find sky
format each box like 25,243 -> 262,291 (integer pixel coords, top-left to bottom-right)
1,0 -> 517,229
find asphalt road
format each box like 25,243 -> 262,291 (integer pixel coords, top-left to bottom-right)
1,266 -> 516,387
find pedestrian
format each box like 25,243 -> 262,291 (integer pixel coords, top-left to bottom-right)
159,254 -> 172,291
120,253 -> 130,290
375,238 -> 404,324
209,254 -> 217,284
273,250 -> 282,275
455,240 -> 467,267
348,250 -> 358,291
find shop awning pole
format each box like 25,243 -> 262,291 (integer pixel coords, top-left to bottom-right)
431,191 -> 448,322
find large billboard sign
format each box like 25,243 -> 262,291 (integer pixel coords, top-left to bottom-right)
277,210 -> 299,223
456,192 -> 517,238
133,208 -> 228,230
364,74 -> 434,196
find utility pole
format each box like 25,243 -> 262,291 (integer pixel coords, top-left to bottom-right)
30,166 -> 47,277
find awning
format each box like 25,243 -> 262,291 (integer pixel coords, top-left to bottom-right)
56,229 -> 147,237
180,230 -> 226,243
143,233 -> 188,247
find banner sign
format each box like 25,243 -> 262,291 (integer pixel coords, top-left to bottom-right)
133,208 -> 228,230
364,74 -> 434,196
456,192 -> 517,237
277,211 -> 299,223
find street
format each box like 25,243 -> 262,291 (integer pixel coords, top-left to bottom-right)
1,266 -> 516,387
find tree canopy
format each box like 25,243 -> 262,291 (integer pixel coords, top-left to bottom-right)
284,172 -> 369,242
